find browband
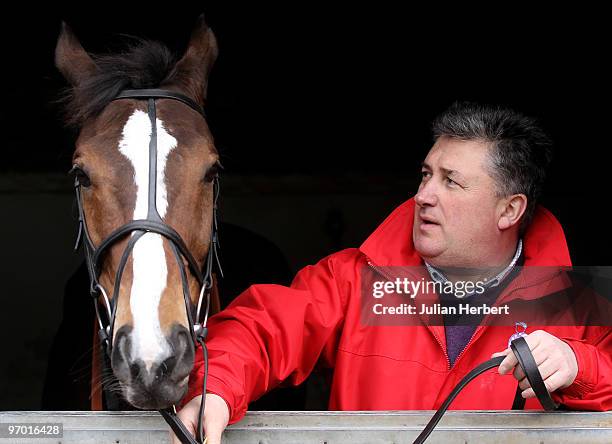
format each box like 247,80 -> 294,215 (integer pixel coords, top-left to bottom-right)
114,89 -> 206,118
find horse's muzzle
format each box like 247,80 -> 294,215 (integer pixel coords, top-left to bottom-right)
111,324 -> 195,409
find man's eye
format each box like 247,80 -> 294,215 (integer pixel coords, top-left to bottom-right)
68,165 -> 91,187
421,171 -> 431,179
445,177 -> 458,186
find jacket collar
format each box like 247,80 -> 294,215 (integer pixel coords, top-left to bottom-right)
359,197 -> 572,268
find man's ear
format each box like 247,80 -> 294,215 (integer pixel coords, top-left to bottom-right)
173,14 -> 218,105
55,22 -> 97,86
498,194 -> 527,231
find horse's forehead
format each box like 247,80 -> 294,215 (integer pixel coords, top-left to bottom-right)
76,100 -> 211,163
154,100 -> 214,149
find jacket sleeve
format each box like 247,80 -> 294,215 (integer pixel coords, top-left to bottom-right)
553,327 -> 612,411
178,251 -> 354,423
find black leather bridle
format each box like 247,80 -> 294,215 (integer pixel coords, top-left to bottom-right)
70,89 -> 220,444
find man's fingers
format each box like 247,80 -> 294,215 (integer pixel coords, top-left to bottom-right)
521,371 -> 566,399
499,330 -> 578,399
491,348 -> 512,359
498,351 -> 518,375
170,414 -> 196,444
170,427 -> 195,444
513,365 -> 525,381
529,346 -> 550,367
205,427 -> 223,444
171,420 -> 196,444
525,330 -> 544,348
204,413 -> 225,444
517,361 -> 557,391
498,331 -> 545,374
535,358 -> 557,381
545,370 -> 571,393
512,353 -> 550,381
200,394 -> 230,444
205,432 -> 221,444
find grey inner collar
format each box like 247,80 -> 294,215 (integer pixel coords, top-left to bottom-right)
425,239 -> 523,296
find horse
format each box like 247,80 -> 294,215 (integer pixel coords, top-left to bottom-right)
54,14 -> 221,421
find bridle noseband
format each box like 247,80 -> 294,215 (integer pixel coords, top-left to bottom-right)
70,89 -> 219,444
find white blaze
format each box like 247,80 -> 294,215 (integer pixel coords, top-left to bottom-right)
118,110 -> 177,371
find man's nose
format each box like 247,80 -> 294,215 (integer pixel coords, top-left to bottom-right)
415,180 -> 438,207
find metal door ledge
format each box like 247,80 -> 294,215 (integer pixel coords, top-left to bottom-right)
1,410 -> 610,443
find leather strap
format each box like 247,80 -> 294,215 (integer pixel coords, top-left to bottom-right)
114,89 -> 206,118
92,219 -> 205,284
510,336 -> 558,411
160,409 -> 200,444
413,336 -> 558,444
159,336 -> 209,444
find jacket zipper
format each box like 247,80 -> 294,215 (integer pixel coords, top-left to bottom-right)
452,303 -> 509,368
366,258 -> 451,370
452,325 -> 484,368
366,259 -> 395,281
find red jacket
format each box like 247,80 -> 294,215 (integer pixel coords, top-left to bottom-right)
181,198 -> 612,422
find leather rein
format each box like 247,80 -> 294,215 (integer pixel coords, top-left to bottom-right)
413,335 -> 559,443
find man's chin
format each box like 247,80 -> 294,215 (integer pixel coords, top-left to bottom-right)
413,237 -> 445,262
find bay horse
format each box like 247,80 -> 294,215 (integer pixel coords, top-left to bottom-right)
55,14 -> 221,430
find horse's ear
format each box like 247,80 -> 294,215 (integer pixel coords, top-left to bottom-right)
173,14 -> 218,105
55,22 -> 97,86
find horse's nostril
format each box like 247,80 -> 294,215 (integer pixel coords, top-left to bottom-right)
158,361 -> 167,379
130,362 -> 140,380
158,356 -> 177,378
175,330 -> 189,352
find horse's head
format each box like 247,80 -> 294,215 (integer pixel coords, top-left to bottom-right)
55,16 -> 219,409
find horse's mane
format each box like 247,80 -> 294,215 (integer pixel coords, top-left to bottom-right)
60,39 -> 179,127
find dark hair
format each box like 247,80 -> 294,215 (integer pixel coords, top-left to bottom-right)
60,39 -> 178,127
432,101 -> 553,232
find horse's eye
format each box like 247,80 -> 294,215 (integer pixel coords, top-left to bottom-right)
203,161 -> 223,183
68,164 -> 92,187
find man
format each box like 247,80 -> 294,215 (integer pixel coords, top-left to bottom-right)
172,102 -> 612,444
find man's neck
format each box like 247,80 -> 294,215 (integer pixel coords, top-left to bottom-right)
426,239 -> 523,286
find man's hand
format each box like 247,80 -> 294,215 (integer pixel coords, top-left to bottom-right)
491,330 -> 578,399
171,393 -> 230,444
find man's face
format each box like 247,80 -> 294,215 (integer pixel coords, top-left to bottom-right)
413,136 -> 503,268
